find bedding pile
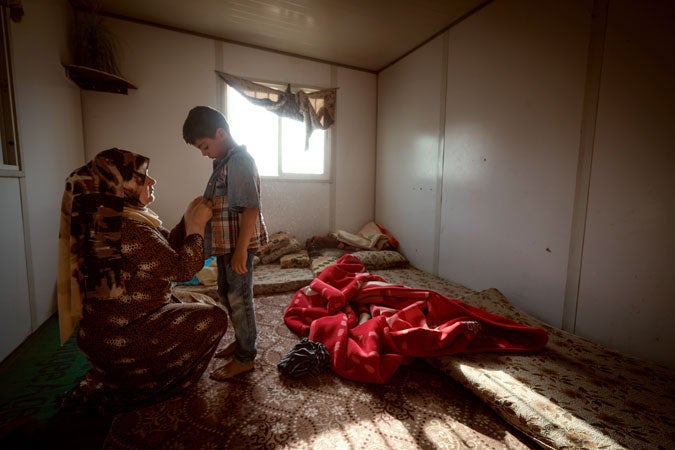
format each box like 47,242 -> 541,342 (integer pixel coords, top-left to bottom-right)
283,254 -> 548,384
172,224 -> 409,299
328,221 -> 399,251
257,231 -> 306,265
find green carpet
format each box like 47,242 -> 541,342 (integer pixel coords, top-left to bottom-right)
0,314 -> 89,423
0,314 -> 111,449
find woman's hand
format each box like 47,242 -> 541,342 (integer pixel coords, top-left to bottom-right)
183,196 -> 213,237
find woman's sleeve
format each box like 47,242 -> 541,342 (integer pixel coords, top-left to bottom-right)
123,219 -> 204,282
167,217 -> 187,249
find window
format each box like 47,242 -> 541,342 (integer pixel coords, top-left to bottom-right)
0,7 -> 19,172
225,83 -> 329,180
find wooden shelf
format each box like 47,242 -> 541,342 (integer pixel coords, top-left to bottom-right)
63,64 -> 137,94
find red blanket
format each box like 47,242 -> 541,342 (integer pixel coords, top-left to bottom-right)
284,255 -> 549,383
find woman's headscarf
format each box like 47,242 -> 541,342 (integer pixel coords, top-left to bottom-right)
57,148 -> 150,345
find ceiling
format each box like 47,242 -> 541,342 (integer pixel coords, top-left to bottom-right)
96,0 -> 489,73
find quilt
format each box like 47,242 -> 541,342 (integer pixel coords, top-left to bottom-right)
283,254 -> 548,384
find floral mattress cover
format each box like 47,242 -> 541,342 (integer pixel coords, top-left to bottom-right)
375,267 -> 675,450
172,263 -> 315,300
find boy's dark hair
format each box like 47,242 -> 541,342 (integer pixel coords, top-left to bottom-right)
182,106 -> 231,144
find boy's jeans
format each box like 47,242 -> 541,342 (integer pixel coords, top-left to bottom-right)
216,250 -> 257,363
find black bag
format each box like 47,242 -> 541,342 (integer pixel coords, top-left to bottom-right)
277,337 -> 331,379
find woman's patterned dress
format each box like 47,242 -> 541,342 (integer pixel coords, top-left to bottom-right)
65,218 -> 227,414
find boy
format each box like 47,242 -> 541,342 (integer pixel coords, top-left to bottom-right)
183,106 -> 268,379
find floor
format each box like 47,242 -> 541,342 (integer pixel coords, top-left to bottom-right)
0,315 -> 111,449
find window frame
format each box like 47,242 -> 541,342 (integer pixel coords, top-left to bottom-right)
0,6 -> 21,175
223,79 -> 331,182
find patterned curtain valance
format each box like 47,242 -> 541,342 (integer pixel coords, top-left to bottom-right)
216,71 -> 337,147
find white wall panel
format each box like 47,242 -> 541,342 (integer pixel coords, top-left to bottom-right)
576,0 -> 675,367
262,181 -> 330,241
0,178 -> 31,361
376,36 -> 446,273
334,68 -> 377,233
10,0 -> 85,327
81,19 -> 216,228
438,0 -> 590,326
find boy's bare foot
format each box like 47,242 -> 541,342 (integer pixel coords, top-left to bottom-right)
214,342 -> 236,358
210,359 -> 254,381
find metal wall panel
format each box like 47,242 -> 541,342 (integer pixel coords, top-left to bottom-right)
376,35 -> 446,274
576,0 -> 675,367
438,0 -> 590,327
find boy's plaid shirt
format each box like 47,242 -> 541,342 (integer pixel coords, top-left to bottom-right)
203,146 -> 268,256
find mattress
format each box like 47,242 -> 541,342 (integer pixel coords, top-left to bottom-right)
172,263 -> 315,300
374,268 -> 675,450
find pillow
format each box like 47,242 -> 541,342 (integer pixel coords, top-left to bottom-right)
280,250 -> 310,269
195,256 -> 218,285
318,248 -> 347,258
310,255 -> 338,277
258,231 -> 291,258
351,250 -> 408,270
260,237 -> 302,264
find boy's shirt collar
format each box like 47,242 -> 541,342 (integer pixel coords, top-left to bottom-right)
215,143 -> 239,162
213,145 -> 246,165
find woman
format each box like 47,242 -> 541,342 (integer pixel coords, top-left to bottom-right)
57,148 -> 228,414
